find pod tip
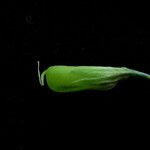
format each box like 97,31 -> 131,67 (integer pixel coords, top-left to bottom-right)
37,60 -> 45,86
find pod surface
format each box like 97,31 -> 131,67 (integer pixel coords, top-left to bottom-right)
38,64 -> 150,92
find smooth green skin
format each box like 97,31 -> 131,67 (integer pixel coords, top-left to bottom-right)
38,63 -> 150,93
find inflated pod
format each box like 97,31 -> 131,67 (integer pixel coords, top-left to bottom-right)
37,61 -> 150,92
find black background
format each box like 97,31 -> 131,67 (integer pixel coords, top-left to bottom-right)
0,0 -> 150,146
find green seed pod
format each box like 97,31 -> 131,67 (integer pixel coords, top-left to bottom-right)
37,61 -> 150,92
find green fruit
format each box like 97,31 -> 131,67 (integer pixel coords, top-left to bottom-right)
37,61 -> 150,92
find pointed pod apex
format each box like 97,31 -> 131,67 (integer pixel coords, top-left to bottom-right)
37,61 -> 46,86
